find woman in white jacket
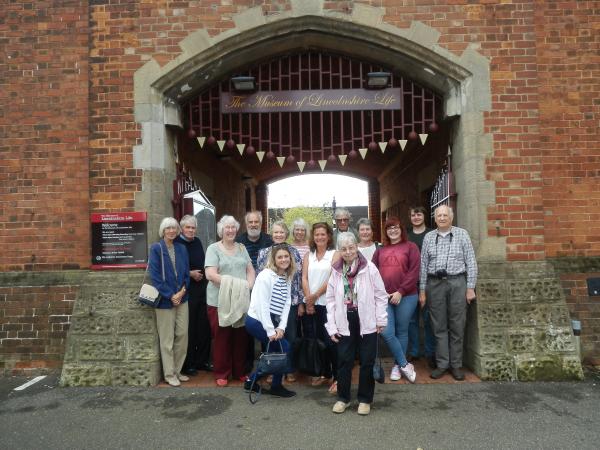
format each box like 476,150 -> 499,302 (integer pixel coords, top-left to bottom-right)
244,244 -> 297,398
326,232 -> 388,415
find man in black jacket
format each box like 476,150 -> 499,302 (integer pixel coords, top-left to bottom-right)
176,215 -> 212,375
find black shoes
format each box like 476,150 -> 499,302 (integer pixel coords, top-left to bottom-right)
426,354 -> 437,369
181,367 -> 198,376
430,367 -> 448,379
451,368 -> 465,381
198,363 -> 213,372
243,379 -> 261,393
266,385 -> 296,398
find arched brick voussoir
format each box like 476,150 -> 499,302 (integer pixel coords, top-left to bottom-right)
133,4 -> 485,108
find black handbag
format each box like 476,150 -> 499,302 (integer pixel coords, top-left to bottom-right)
138,245 -> 165,308
256,340 -> 288,375
294,317 -> 327,377
249,340 -> 288,404
373,335 -> 385,384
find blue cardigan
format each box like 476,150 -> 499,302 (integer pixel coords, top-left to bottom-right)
148,240 -> 190,309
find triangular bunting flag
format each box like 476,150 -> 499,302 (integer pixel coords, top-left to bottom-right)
297,161 -> 305,172
399,140 -> 408,151
276,156 -> 285,168
318,160 -> 327,171
196,137 -> 206,148
236,143 -> 245,156
217,140 -> 226,151
256,151 -> 265,162
378,142 -> 387,153
338,154 -> 347,166
359,148 -> 368,159
419,134 -> 428,145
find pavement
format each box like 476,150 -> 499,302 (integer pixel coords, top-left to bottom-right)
1,368 -> 599,450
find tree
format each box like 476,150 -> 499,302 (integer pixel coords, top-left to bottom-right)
278,205 -> 334,237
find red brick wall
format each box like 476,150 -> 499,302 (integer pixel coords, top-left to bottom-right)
0,1 -> 91,271
4,1 -> 598,267
561,273 -> 600,359
537,2 -> 600,258
0,283 -> 78,375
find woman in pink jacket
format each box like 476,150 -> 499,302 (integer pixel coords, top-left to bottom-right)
325,232 -> 388,416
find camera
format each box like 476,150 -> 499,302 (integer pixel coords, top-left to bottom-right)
435,269 -> 448,278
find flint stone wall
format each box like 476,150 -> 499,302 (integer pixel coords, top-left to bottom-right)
60,271 -> 161,386
466,261 -> 584,381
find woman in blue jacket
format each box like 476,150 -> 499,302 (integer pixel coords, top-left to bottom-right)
148,217 -> 191,387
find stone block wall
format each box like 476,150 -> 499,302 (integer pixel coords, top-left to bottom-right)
60,271 -> 161,386
550,257 -> 600,361
466,261 -> 583,381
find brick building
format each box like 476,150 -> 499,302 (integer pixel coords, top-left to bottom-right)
1,1 -> 598,383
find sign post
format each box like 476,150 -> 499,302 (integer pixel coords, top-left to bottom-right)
91,212 -> 148,269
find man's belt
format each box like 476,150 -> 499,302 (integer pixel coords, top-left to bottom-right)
427,272 -> 466,280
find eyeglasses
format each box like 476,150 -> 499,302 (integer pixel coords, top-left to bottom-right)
387,225 -> 401,231
336,218 -> 349,222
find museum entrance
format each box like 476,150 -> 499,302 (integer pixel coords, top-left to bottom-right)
164,50 -> 480,387
175,50 -> 454,236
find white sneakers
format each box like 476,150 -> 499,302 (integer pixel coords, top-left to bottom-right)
400,362 -> 417,383
165,375 -> 180,387
390,365 -> 401,381
333,401 -> 370,415
332,401 -> 351,414
390,363 -> 417,383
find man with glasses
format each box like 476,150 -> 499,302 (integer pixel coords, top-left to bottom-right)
333,208 -> 358,250
419,205 -> 477,381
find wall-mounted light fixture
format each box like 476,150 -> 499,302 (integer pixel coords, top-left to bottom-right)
366,72 -> 391,88
231,76 -> 256,91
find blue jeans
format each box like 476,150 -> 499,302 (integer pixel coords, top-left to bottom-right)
408,303 -> 436,358
381,294 -> 418,367
245,315 -> 290,387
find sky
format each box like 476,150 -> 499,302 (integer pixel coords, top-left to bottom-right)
268,174 -> 368,208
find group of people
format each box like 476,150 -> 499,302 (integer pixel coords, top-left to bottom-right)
146,204 -> 478,415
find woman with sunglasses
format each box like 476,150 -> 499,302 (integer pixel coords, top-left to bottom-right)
302,222 -> 341,393
244,244 -> 297,398
256,220 -> 303,382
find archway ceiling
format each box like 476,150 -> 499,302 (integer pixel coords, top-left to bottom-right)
182,51 -> 446,184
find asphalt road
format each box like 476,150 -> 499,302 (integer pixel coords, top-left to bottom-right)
1,373 -> 599,450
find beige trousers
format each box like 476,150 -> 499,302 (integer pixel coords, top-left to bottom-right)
155,302 -> 189,379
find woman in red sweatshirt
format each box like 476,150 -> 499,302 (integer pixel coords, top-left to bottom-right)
372,216 -> 421,383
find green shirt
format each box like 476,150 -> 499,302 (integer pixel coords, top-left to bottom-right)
204,242 -> 251,307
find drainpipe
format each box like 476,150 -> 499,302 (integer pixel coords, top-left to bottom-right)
571,319 -> 582,361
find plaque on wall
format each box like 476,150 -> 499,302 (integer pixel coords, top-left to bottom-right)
91,212 -> 148,269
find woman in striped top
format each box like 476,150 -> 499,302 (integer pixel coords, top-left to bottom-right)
244,244 -> 297,398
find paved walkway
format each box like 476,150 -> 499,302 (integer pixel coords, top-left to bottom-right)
159,357 -> 480,388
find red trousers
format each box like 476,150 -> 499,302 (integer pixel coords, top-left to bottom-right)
207,305 -> 248,380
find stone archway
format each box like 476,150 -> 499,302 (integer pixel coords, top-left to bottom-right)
132,3 -> 498,259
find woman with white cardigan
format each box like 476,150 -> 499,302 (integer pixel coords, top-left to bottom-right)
244,243 -> 297,398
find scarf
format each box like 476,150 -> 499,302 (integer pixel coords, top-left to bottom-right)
342,258 -> 360,309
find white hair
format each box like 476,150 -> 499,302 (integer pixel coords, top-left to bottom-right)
434,204 -> 454,219
179,214 -> 197,228
334,208 -> 351,219
158,217 -> 180,238
356,217 -> 373,230
337,231 -> 357,248
292,218 -> 309,235
216,215 -> 240,238
271,219 -> 290,239
244,210 -> 263,224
